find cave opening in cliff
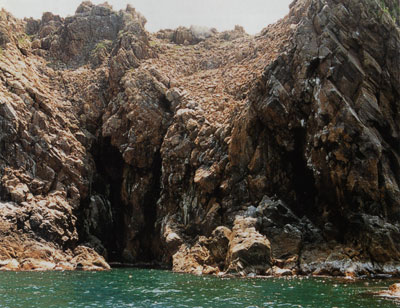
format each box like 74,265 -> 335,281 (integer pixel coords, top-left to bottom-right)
78,136 -> 125,263
134,150 -> 163,266
77,136 -> 164,267
286,127 -> 317,219
159,95 -> 172,114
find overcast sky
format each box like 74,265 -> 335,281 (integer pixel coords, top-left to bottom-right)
0,0 -> 292,34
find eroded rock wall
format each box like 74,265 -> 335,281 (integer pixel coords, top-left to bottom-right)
248,0 -> 400,273
0,2 -> 161,270
159,0 -> 400,277
0,0 -> 399,276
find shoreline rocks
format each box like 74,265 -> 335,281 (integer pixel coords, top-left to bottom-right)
0,0 -> 399,276
377,283 -> 400,300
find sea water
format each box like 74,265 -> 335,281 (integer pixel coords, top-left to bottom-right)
0,268 -> 398,308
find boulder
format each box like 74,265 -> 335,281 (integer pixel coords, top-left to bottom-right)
206,226 -> 231,266
172,241 -> 218,275
0,0 -> 399,278
378,283 -> 400,299
71,246 -> 110,271
225,217 -> 272,275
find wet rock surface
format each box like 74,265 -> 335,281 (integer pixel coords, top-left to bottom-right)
0,0 -> 399,276
377,283 -> 400,299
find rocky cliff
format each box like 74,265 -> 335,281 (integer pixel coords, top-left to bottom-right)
0,0 -> 399,276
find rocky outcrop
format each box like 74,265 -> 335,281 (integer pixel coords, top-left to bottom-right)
247,0 -> 400,276
156,26 -> 218,45
0,0 -> 399,276
377,283 -> 400,300
225,217 -> 272,275
171,217 -> 272,276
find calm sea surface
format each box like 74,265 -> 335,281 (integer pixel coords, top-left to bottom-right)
0,268 -> 399,308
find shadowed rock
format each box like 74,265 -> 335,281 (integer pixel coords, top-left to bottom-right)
0,0 -> 399,276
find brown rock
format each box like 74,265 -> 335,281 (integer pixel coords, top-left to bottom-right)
271,266 -> 293,277
20,259 -> 56,271
389,283 -> 400,294
225,217 -> 272,275
206,226 -> 231,265
0,0 -> 399,278
71,246 -> 110,271
172,242 -> 218,275
0,259 -> 20,271
378,283 -> 400,299
194,166 -> 218,193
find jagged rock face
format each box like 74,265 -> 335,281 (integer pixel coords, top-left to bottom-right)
225,217 -> 272,275
249,0 -> 400,265
0,2 -> 155,270
0,0 -> 399,276
28,2 -> 150,67
160,0 -> 400,277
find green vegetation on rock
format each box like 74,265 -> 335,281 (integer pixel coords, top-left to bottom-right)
378,0 -> 400,24
149,40 -> 158,47
17,34 -> 30,48
93,39 -> 113,53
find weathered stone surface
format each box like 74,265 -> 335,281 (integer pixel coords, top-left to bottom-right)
0,0 -> 399,277
171,26 -> 216,45
225,217 -> 272,275
377,283 -> 400,299
172,240 -> 218,275
206,226 -> 231,266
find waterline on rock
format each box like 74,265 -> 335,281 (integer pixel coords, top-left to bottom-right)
0,269 -> 399,308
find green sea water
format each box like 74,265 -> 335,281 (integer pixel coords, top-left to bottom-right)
0,268 -> 399,308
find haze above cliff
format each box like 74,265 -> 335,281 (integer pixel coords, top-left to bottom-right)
1,0 -> 292,34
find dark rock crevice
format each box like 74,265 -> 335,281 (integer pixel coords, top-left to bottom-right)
77,136 -> 125,262
78,135 -> 167,266
285,127 -> 317,220
1,0 -> 400,276
133,150 -> 163,264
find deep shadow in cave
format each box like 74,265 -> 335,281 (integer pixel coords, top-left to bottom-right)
285,127 -> 317,219
286,127 -> 348,242
77,137 -> 125,262
77,137 -> 163,267
133,150 -> 163,265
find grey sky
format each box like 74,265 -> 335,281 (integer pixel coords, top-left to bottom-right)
0,0 -> 293,34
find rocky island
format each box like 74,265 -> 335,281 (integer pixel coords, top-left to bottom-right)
0,0 -> 399,277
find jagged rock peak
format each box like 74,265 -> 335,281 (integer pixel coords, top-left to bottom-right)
0,0 -> 399,277
18,1 -> 150,66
